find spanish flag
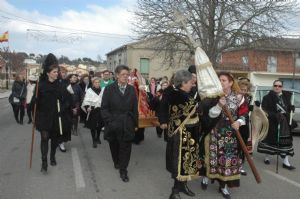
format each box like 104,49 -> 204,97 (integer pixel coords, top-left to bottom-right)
0,31 -> 9,43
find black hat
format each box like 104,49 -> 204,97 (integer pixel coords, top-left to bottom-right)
43,53 -> 58,73
188,65 -> 196,74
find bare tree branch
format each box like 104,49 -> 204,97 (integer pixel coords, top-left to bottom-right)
132,0 -> 299,68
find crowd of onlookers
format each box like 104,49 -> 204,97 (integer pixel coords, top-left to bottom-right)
8,67 -> 174,149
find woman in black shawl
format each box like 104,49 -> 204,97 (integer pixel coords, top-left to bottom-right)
257,80 -> 295,170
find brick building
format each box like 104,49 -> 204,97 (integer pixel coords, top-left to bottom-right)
219,37 -> 300,89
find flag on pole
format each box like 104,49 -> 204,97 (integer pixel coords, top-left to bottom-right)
0,31 -> 9,43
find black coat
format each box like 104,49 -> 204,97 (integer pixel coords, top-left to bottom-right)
261,90 -> 292,145
70,83 -> 83,109
35,79 -> 72,137
9,80 -> 27,105
79,81 -> 91,93
101,82 -> 138,142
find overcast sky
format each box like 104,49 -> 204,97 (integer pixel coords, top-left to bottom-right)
1,0 -> 300,61
0,0 -> 137,60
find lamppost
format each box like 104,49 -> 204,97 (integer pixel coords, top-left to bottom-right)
293,49 -> 300,89
4,58 -> 9,89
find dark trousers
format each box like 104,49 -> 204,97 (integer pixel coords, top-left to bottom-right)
109,140 -> 132,172
40,131 -> 58,162
156,127 -> 168,141
11,103 -> 25,123
26,103 -> 33,122
91,129 -> 101,142
133,128 -> 145,144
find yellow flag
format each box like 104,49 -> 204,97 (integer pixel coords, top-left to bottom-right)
0,31 -> 9,42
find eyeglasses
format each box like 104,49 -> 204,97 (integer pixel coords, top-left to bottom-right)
273,85 -> 282,88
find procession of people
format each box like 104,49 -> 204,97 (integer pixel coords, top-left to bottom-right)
8,52 -> 298,199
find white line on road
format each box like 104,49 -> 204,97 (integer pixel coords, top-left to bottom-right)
264,169 -> 300,188
71,147 -> 86,190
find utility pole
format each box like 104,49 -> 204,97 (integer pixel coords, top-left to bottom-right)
292,49 -> 297,89
5,59 -> 9,89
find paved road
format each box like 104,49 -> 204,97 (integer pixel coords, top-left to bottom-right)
0,97 -> 300,199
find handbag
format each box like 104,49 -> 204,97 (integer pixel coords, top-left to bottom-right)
8,84 -> 25,105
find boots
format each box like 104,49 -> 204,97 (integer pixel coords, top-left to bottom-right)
96,129 -> 101,144
93,140 -> 97,148
96,137 -> 101,144
169,188 -> 181,199
50,140 -> 57,166
91,130 -> 97,148
179,182 -> 195,196
50,152 -> 57,166
41,158 -> 47,174
40,139 -> 48,173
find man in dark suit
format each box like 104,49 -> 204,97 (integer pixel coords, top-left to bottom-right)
101,65 -> 138,182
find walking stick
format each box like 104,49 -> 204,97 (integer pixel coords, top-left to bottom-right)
276,124 -> 280,174
222,106 -> 262,183
29,81 -> 39,169
289,92 -> 295,125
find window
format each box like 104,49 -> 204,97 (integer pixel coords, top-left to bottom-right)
267,56 -> 277,72
140,58 -> 150,79
241,56 -> 248,65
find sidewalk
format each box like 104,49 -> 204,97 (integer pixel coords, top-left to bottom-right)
0,89 -> 11,99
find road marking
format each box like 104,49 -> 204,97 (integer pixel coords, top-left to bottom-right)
71,147 -> 86,190
264,169 -> 300,188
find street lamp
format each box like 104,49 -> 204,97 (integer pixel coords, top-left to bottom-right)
4,58 -> 9,89
294,49 -> 300,89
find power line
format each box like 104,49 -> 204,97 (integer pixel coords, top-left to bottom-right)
0,9 -> 136,39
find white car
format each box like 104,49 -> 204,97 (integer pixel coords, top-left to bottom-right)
253,86 -> 300,134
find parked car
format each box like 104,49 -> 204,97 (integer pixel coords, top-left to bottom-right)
253,86 -> 300,135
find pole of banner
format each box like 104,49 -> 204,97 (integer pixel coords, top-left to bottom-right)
222,106 -> 262,183
29,80 -> 39,169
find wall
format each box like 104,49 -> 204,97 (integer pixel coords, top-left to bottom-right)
221,49 -> 300,73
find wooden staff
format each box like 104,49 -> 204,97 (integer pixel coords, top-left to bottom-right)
222,106 -> 262,183
289,92 -> 295,125
276,124 -> 280,174
29,81 -> 39,169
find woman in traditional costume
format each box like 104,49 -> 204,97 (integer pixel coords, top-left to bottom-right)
35,53 -> 71,173
257,80 -> 295,170
237,78 -> 253,175
159,70 -> 200,199
82,77 -> 104,148
204,72 -> 248,199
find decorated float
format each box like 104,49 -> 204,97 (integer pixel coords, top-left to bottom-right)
128,69 -> 159,128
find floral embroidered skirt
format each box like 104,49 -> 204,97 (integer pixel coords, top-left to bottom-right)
204,125 -> 241,187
